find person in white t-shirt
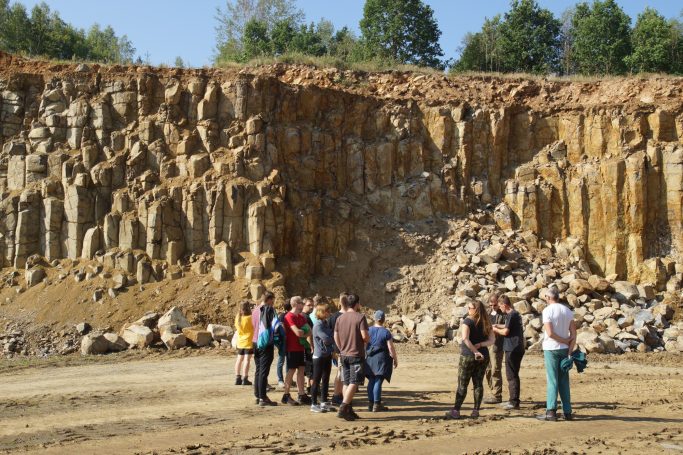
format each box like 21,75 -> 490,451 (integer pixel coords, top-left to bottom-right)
537,287 -> 576,422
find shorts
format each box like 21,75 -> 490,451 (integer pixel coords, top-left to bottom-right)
237,348 -> 254,355
340,356 -> 365,386
286,351 -> 305,370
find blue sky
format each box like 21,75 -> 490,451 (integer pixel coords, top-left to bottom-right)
15,0 -> 683,66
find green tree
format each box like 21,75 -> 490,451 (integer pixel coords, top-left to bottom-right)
570,0 -> 632,75
1,3 -> 30,54
174,56 -> 185,68
626,8 -> 678,73
242,19 -> 271,60
452,15 -> 502,72
290,23 -> 326,56
497,0 -> 561,73
327,26 -> 360,60
214,0 -> 303,63
359,0 -> 444,68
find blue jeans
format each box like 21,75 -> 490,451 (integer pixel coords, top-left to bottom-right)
544,349 -> 571,414
277,351 -> 285,383
366,375 -> 384,403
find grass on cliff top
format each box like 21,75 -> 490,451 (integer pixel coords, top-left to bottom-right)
450,69 -> 683,83
215,52 -> 444,76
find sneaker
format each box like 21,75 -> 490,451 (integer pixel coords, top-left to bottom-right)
332,395 -> 343,406
470,409 -> 480,419
483,397 -> 502,404
298,394 -> 312,405
564,413 -> 573,421
310,404 -> 327,413
320,402 -> 335,412
536,410 -> 557,422
259,398 -> 278,407
503,402 -> 520,410
372,402 -> 388,412
242,378 -> 253,386
367,402 -> 374,412
255,398 -> 260,405
444,409 -> 461,420
266,384 -> 275,391
277,381 -> 285,389
235,376 -> 242,386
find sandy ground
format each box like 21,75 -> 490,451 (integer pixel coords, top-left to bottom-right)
1,348 -> 682,455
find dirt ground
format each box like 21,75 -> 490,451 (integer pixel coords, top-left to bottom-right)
1,347 -> 682,455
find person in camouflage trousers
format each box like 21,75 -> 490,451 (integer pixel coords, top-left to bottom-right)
484,293 -> 506,404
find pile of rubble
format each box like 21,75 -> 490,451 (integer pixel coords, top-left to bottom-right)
80,306 -> 234,355
384,215 -> 683,354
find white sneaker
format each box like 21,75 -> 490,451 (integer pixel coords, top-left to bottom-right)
310,404 -> 327,413
320,402 -> 333,410
278,381 -> 285,389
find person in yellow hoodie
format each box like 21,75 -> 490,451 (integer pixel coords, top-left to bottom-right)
234,301 -> 254,386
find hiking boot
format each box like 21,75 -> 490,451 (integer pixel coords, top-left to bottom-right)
444,409 -> 461,420
298,394 -> 312,405
564,413 -> 574,421
349,407 -> 361,419
337,405 -> 356,421
242,378 -> 252,386
235,376 -> 242,386
372,402 -> 388,412
470,409 -> 480,419
259,398 -> 278,407
536,410 -> 557,422
483,397 -> 502,404
503,402 -> 520,410
310,404 -> 327,413
367,401 -> 374,412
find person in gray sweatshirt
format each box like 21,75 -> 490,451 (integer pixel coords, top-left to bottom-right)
310,303 -> 336,413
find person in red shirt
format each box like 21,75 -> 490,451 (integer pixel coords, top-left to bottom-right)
281,296 -> 312,405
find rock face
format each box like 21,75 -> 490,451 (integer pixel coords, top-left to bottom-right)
0,57 -> 681,291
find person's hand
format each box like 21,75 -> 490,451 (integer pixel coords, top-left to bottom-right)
393,358 -> 398,369
474,352 -> 484,361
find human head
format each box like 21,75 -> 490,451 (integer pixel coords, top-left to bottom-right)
374,310 -> 385,325
545,287 -> 560,303
348,293 -> 360,311
339,293 -> 350,310
283,298 -> 292,313
467,300 -> 492,336
314,303 -> 330,321
239,300 -> 251,316
498,295 -> 512,313
262,291 -> 275,306
488,292 -> 500,310
290,296 -> 303,313
303,297 -> 314,314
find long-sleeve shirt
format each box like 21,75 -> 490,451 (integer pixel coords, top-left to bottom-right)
312,319 -> 335,358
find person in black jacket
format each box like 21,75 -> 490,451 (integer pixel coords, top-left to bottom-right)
492,295 -> 526,410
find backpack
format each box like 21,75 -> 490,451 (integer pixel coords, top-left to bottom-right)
256,306 -> 280,350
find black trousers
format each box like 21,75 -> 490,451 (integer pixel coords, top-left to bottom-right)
253,344 -> 274,400
505,350 -> 524,405
310,356 -> 332,404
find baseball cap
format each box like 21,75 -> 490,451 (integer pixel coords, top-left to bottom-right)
374,310 -> 385,321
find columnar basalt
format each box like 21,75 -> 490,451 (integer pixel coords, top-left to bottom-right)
0,53 -> 682,289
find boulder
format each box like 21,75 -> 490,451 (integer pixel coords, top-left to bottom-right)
570,279 -> 593,296
158,307 -> 190,330
75,322 -> 91,335
81,332 -> 110,355
464,239 -> 481,255
588,275 -> 611,292
593,307 -> 617,320
637,284 -> 656,301
182,328 -> 212,347
504,275 -> 517,291
121,324 -> 154,349
613,281 -> 639,301
479,244 -> 505,264
26,268 -> 46,287
103,332 -> 129,352
134,312 -> 160,328
161,330 -> 187,350
415,320 -> 447,338
652,303 -> 675,320
514,300 -> 534,315
207,324 -> 233,342
401,315 -> 416,334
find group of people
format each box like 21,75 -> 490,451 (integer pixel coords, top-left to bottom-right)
449,287 -> 577,421
233,286 -> 577,422
233,291 -> 398,421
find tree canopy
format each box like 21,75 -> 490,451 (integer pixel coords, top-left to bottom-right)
0,1 -> 135,64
